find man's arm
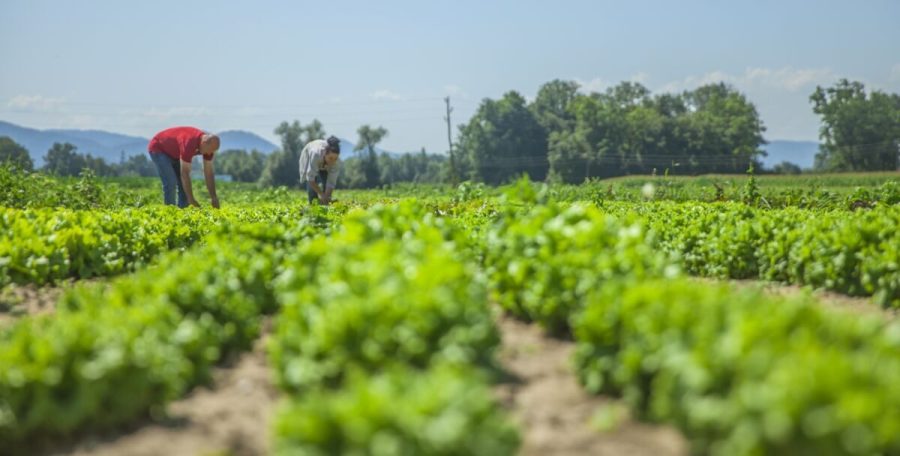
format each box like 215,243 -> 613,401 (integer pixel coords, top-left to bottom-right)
180,160 -> 200,207
203,159 -> 219,208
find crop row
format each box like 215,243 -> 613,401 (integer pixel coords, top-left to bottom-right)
605,201 -> 900,307
0,205 -> 316,287
267,202 -> 519,454
484,200 -> 900,454
0,221 -> 317,449
1,203 -> 519,454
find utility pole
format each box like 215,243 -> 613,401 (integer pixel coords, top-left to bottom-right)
444,96 -> 458,185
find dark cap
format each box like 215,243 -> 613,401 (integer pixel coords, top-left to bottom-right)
326,136 -> 341,154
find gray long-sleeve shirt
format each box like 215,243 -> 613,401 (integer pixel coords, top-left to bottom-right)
298,139 -> 341,191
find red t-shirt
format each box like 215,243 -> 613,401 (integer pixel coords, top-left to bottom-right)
148,126 -> 213,163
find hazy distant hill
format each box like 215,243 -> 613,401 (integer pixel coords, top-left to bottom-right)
2,120 -> 820,171
218,130 -> 278,154
0,121 -> 146,165
760,140 -> 820,169
0,120 -> 279,165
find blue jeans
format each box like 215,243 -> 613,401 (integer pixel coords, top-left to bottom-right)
150,152 -> 188,208
306,170 -> 329,204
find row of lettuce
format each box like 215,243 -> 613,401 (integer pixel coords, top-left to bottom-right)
486,180 -> 900,308
268,204 -> 519,454
597,200 -> 900,308
4,192 -> 898,308
0,204 -> 520,454
0,220 -> 311,449
0,205 -> 341,287
3,198 -> 900,454
485,199 -> 900,455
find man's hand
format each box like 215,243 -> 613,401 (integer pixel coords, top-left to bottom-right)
211,196 -> 220,209
189,198 -> 200,208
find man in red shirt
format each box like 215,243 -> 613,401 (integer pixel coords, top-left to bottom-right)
148,126 -> 220,208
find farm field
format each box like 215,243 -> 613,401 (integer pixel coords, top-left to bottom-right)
2,170 -> 899,456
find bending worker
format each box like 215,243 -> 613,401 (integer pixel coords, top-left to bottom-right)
299,135 -> 342,205
148,126 -> 220,208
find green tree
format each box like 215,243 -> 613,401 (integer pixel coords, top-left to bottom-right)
114,154 -> 157,177
772,161 -> 802,175
43,142 -> 85,176
547,128 -> 593,183
338,157 -> 366,188
259,120 -> 305,187
83,154 -> 114,176
608,81 -> 651,108
378,152 -> 400,185
681,83 -> 767,173
811,79 -> 900,171
457,91 -> 548,184
530,79 -> 580,134
302,119 -> 327,143
217,149 -> 266,182
545,81 -> 766,181
355,125 -> 388,188
0,136 -> 33,171
547,89 -> 623,181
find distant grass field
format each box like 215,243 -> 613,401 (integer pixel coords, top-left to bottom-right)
3,164 -> 898,210
602,171 -> 900,191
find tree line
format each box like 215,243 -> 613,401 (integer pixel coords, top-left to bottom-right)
0,122 -> 448,189
2,78 -> 897,186
0,139 -> 159,177
453,78 -> 899,185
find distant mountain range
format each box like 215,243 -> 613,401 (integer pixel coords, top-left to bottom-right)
0,121 -> 280,166
760,140 -> 820,169
2,120 -> 817,169
0,120 -> 403,165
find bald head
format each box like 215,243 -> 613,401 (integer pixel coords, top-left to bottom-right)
200,134 -> 220,157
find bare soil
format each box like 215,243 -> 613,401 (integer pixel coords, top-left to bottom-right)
50,325 -> 278,456
709,278 -> 898,321
8,276 -> 892,456
0,282 -> 68,326
493,314 -> 689,456
0,279 -> 113,327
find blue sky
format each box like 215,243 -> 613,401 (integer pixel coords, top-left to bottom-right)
1,0 -> 898,153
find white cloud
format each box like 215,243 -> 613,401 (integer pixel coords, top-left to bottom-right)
575,73 -> 652,94
575,77 -> 608,94
745,67 -> 833,90
141,106 -> 213,118
233,106 -> 266,116
64,115 -> 100,129
6,95 -> 66,111
630,72 -> 650,84
370,89 -> 404,101
892,64 -> 900,81
658,67 -> 834,93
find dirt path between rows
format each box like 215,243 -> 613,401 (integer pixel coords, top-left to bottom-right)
39,313 -> 690,456
493,314 -> 688,456
713,278 -> 898,321
16,277 -> 891,456
0,283 -> 68,326
50,324 -> 277,456
0,279 -> 111,327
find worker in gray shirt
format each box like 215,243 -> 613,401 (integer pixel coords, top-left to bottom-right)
299,135 -> 342,205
